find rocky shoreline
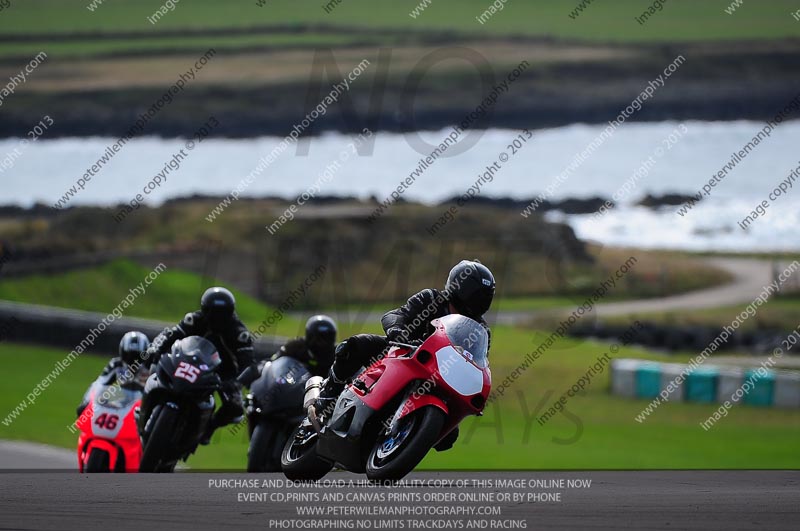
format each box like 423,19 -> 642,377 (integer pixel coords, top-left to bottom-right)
0,192 -> 699,216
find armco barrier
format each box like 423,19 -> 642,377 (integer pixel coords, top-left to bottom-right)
716,367 -> 744,404
743,368 -> 775,407
660,363 -> 686,402
0,299 -> 284,359
685,367 -> 718,403
611,359 -> 641,398
611,358 -> 800,409
636,362 -> 662,399
774,372 -> 800,407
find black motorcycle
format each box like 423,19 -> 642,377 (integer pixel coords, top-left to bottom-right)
137,336 -> 222,472
245,356 -> 311,472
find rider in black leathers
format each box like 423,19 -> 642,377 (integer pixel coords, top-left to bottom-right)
270,315 -> 337,377
315,260 -> 495,451
145,287 -> 255,443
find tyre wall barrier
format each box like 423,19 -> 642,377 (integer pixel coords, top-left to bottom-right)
610,358 -> 800,409
0,300 -> 284,359
572,322 -> 787,355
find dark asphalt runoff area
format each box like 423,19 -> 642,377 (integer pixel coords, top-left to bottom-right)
0,470 -> 798,530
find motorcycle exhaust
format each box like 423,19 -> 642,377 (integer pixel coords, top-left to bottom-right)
303,376 -> 324,409
303,377 -> 325,433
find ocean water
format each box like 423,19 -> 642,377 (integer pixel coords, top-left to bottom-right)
3,120 -> 799,251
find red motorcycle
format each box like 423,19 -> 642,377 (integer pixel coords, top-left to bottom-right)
76,379 -> 143,473
281,314 -> 491,480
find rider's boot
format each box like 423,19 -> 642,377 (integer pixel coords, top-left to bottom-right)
313,367 -> 347,418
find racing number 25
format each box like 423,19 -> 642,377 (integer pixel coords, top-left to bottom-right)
174,361 -> 201,383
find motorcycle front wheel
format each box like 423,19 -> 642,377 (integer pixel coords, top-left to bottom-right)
139,406 -> 179,473
84,448 -> 110,473
281,424 -> 333,480
365,406 -> 445,481
248,421 -> 282,472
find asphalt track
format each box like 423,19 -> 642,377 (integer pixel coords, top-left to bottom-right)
0,468 -> 797,530
0,440 -> 76,469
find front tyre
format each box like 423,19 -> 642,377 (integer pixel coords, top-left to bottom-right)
281,424 -> 333,480
139,406 -> 179,473
248,422 -> 280,473
85,448 -> 110,473
366,407 -> 445,481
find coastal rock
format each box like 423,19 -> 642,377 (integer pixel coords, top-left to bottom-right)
636,193 -> 700,208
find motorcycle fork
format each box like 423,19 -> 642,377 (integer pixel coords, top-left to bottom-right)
385,383 -> 422,438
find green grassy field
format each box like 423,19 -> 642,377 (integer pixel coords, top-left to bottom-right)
0,253 -> 733,333
0,259 -> 390,339
0,0 -> 797,59
0,33 -> 363,60
0,259 -> 583,338
2,329 -> 798,470
0,259 -> 266,322
0,259 -> 292,337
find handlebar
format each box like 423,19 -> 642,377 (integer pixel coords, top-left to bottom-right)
388,341 -> 419,349
236,364 -> 260,387
389,340 -> 423,357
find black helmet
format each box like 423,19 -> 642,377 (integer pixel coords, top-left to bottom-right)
444,260 -> 496,319
305,315 -> 337,355
200,286 -> 236,328
119,331 -> 150,367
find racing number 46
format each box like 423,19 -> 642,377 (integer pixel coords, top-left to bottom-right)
94,413 -> 119,430
174,361 -> 201,383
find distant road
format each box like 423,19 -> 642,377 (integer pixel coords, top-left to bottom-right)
591,257 -> 778,318
309,258 -> 781,327
497,257 -> 779,325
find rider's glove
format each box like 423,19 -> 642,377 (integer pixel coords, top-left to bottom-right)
144,346 -> 159,364
220,379 -> 241,397
385,327 -> 406,343
236,363 -> 259,387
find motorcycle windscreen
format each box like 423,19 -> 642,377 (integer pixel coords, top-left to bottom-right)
251,356 -> 310,413
433,314 -> 489,368
172,336 -> 222,370
260,356 -> 309,386
92,385 -> 140,439
96,384 -> 141,409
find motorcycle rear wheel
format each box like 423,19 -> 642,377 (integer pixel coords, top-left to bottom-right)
139,406 -> 179,473
366,406 -> 445,481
